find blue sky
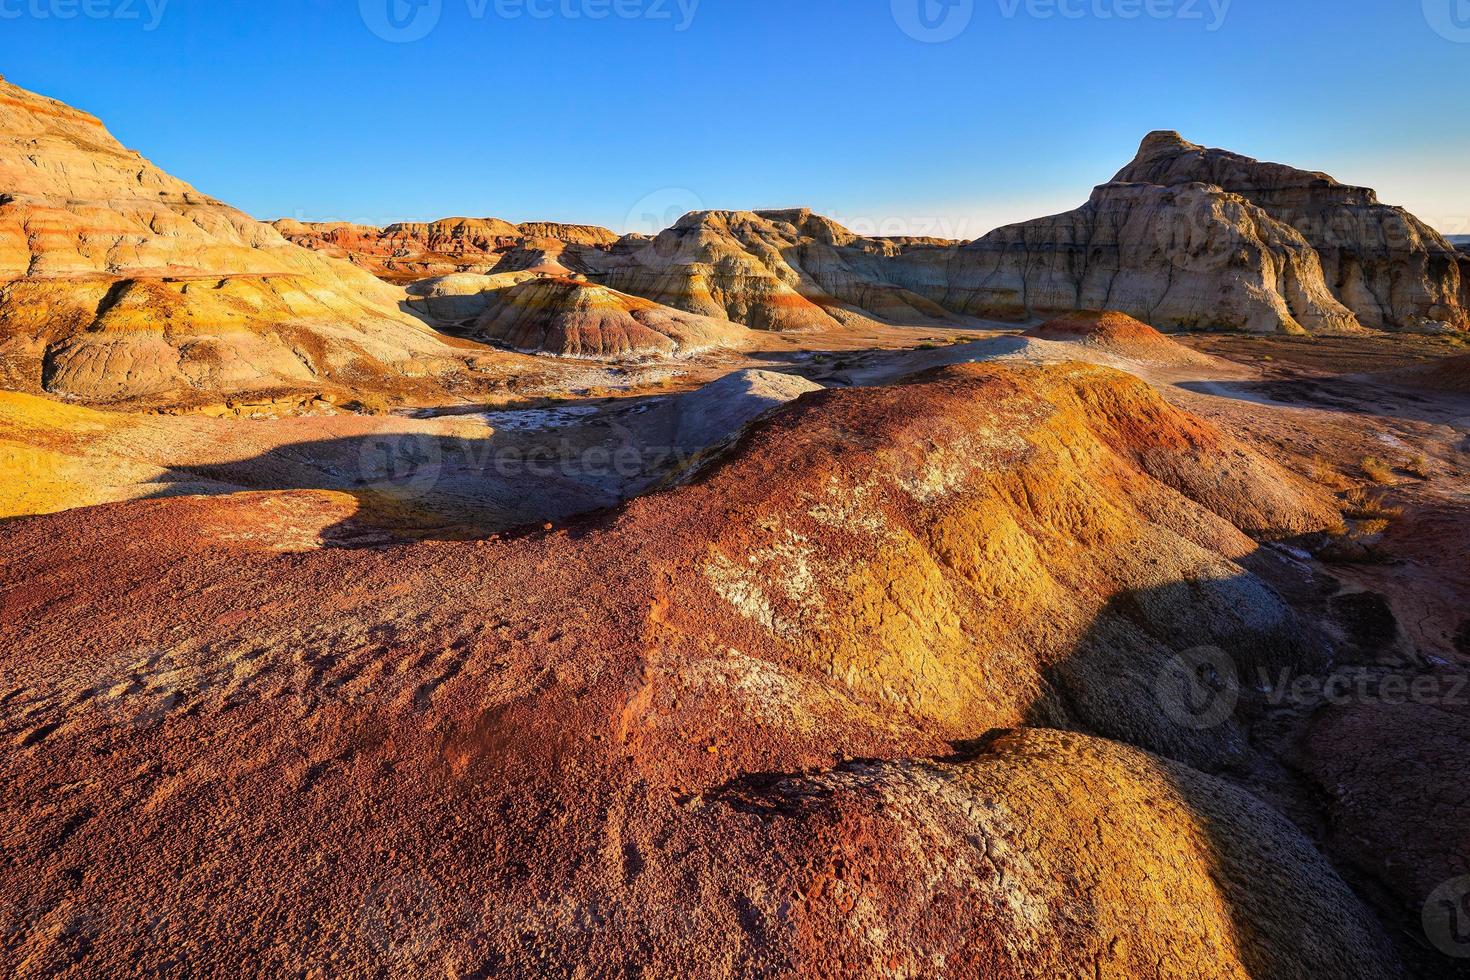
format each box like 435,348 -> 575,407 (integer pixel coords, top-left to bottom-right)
4,0 -> 1467,237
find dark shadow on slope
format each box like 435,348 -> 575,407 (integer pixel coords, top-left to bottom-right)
1015,544 -> 1469,976
1177,375 -> 1470,428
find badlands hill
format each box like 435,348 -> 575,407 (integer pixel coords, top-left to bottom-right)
551,137 -> 1466,338
1024,310 -> 1219,368
0,77 -> 476,408
263,136 -> 1470,346
578,208 -> 956,332
0,360 -> 1399,977
900,132 -> 1469,334
473,276 -> 751,358
274,217 -> 619,282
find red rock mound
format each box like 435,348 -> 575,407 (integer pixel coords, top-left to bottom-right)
475,276 -> 751,358
1025,310 -> 1218,367
0,363 -> 1391,977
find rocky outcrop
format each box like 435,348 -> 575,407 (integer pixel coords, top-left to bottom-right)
1114,131 -> 1469,332
890,132 -> 1466,334
274,217 -> 619,283
581,208 -> 954,331
0,78 -> 466,406
474,276 -> 751,358
0,360 -> 1392,977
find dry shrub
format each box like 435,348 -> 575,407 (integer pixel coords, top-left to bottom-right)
1309,456 -> 1353,491
1360,456 -> 1394,484
1403,455 -> 1432,479
1343,487 -> 1404,521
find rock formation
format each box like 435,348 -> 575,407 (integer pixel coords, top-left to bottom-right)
0,360 -> 1396,976
274,217 -> 619,283
580,208 -> 955,331
0,78 -> 468,407
1114,131 -> 1469,332
886,132 -> 1468,334
566,137 -> 1467,338
473,276 -> 751,358
1024,310 -> 1219,367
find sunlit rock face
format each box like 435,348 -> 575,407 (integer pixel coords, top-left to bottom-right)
1113,131 -> 1469,333
273,217 -> 620,282
0,77 -> 463,406
893,131 -> 1465,335
473,276 -> 751,358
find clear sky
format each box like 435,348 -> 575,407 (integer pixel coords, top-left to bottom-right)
4,0 -> 1467,237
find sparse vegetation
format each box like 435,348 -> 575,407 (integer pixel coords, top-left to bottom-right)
1308,456 -> 1353,491
1342,487 -> 1404,521
1404,455 -> 1432,479
1360,456 -> 1394,484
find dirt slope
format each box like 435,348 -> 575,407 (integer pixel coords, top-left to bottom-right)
0,77 -> 475,408
0,361 -> 1390,977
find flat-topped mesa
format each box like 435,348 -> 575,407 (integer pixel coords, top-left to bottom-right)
879,131 -> 1467,334
1113,131 -> 1468,332
0,78 -> 465,407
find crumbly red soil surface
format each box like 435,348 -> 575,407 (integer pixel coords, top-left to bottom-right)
0,361 -> 1416,978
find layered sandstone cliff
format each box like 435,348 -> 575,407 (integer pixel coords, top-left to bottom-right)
571,137 -> 1466,338
274,216 -> 619,282
888,132 -> 1467,334
474,276 -> 750,358
582,208 -> 954,331
1114,131 -> 1469,332
0,77 -> 465,406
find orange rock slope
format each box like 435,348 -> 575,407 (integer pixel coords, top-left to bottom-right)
273,217 -> 620,283
0,362 -> 1398,977
0,77 -> 473,407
